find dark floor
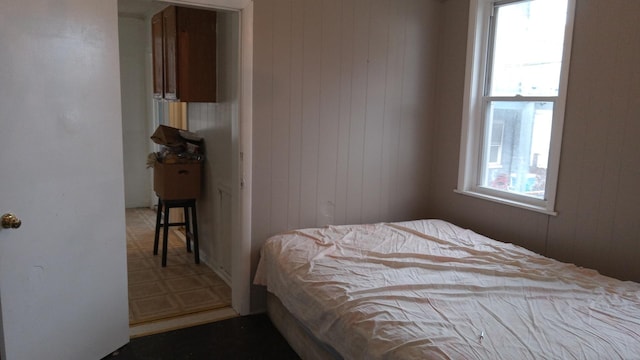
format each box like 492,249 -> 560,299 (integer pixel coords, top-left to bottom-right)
104,314 -> 300,360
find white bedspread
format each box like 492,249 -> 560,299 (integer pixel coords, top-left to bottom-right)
254,220 -> 640,359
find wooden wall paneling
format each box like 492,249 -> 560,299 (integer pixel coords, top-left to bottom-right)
545,0 -> 596,264
552,0 -> 615,266
187,103 -> 216,272
207,106 -> 219,264
191,102 -> 202,130
217,183 -> 233,279
286,0 -> 305,231
614,24 -> 640,267
379,0 -> 407,221
251,0 -> 274,265
609,57 -> 640,277
549,0 -> 640,280
315,0 -> 342,227
215,100 -> 233,276
594,12 -> 631,260
600,0 -> 640,281
393,0 -> 435,220
269,0 -> 293,235
360,0 -> 391,223
334,0 -> 352,224
220,106 -> 233,186
611,172 -> 640,280
208,104 -> 220,269
251,0 -> 443,259
187,104 -> 212,264
345,0 -> 372,225
573,0 -> 618,265
428,0 -> 467,222
492,208 -> 549,255
420,0 -> 443,215
601,1 -> 640,269
334,0 -> 356,226
298,0 -> 323,228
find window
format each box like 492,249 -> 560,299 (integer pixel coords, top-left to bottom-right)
457,0 -> 575,214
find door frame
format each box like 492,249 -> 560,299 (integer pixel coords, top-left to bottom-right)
156,0 -> 253,315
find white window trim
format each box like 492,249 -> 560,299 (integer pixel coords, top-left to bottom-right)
456,0 -> 576,216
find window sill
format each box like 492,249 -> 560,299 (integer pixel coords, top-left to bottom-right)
454,189 -> 558,216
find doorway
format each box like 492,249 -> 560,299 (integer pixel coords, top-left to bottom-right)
117,0 -> 251,333
125,207 -> 236,337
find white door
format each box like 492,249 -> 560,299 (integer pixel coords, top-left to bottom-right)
0,1 -> 130,359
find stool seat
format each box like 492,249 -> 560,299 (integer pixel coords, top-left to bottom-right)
153,197 -> 200,267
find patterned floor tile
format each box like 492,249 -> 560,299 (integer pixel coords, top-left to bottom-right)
126,208 -> 232,325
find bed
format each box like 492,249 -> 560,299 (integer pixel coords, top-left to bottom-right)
254,219 -> 640,359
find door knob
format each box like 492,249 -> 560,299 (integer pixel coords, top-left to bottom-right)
1,213 -> 22,229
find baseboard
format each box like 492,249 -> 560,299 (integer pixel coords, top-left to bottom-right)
129,307 -> 238,338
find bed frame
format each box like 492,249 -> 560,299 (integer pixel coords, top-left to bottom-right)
266,292 -> 341,360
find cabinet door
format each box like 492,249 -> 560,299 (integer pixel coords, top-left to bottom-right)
151,5 -> 216,102
163,6 -> 178,100
151,12 -> 164,99
175,7 -> 217,102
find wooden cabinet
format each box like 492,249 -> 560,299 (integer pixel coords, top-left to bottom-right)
152,6 -> 217,102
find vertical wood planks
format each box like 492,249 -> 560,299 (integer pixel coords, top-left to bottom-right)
252,0 -> 441,242
316,0 -> 342,226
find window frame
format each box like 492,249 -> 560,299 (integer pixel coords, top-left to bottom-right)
456,0 -> 576,215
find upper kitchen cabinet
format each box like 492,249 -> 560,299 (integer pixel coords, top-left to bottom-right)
152,6 -> 217,102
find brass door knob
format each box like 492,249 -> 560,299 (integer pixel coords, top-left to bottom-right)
1,213 -> 22,229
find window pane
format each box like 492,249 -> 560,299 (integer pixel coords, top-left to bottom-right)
489,0 -> 568,97
481,101 -> 553,198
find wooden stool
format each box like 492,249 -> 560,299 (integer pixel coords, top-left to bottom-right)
153,197 -> 200,267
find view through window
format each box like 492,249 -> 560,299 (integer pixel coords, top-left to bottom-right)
481,0 -> 568,199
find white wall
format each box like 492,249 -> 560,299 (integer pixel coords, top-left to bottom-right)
119,15 -> 153,208
250,0 -> 443,310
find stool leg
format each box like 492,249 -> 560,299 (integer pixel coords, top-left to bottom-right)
184,205 -> 192,253
190,200 -> 200,264
153,198 -> 162,255
162,203 -> 170,267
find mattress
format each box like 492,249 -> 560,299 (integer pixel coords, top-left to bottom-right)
254,219 -> 640,359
